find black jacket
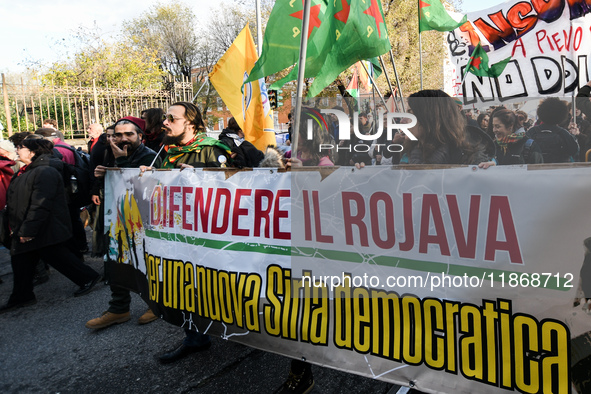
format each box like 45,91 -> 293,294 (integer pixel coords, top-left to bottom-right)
218,128 -> 264,168
526,124 -> 579,163
495,138 -> 543,165
6,154 -> 72,255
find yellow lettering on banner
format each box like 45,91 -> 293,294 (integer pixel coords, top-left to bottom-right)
514,316 -> 539,393
293,27 -> 301,38
460,305 -> 484,380
444,301 -> 459,373
499,300 -> 513,389
206,268 -> 220,321
230,272 -> 246,327
353,287 -> 371,353
163,259 -> 173,308
423,299 -> 445,369
334,276 -> 352,349
336,29 -> 341,40
300,271 -> 329,345
184,263 -> 195,312
371,290 -> 401,360
285,277 -> 301,340
196,265 -> 208,316
218,271 -> 233,324
244,275 -> 261,331
173,260 -> 184,310
145,252 -> 161,302
541,322 -> 569,394
264,265 -> 284,336
367,26 -> 374,38
402,296 -> 422,365
482,301 -> 498,384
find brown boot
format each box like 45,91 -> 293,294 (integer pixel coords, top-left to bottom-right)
85,311 -> 130,329
138,308 -> 158,325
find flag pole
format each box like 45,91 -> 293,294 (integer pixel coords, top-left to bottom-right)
388,49 -> 406,111
378,55 -> 400,112
360,61 -> 388,109
256,0 -> 262,56
291,0 -> 311,163
418,0 -> 423,90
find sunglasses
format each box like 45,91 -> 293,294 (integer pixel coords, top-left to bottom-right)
163,114 -> 183,123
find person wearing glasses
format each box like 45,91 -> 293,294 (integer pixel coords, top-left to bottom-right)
160,102 -> 231,168
85,116 -> 161,329
0,136 -> 101,313
150,102 -> 231,364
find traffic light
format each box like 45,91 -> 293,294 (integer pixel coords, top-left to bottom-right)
275,89 -> 284,108
268,89 -> 277,109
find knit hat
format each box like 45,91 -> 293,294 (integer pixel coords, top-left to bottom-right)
0,139 -> 15,153
116,116 -> 146,133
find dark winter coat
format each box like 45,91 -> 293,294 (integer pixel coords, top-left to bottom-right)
495,138 -> 543,165
218,128 -> 264,168
526,124 -> 579,163
6,154 -> 72,255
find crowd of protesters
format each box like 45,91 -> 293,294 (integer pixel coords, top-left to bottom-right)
1,80 -> 591,393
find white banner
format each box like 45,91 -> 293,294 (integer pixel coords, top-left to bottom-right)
447,0 -> 591,103
105,165 -> 591,393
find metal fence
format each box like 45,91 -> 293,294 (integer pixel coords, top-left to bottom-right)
0,74 -> 193,139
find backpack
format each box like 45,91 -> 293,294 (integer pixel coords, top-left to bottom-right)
526,127 -> 568,163
522,138 -> 534,163
55,144 -> 92,207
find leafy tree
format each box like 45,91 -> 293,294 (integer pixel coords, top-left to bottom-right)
124,1 -> 200,78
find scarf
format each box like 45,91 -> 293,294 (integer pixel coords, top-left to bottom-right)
161,134 -> 231,169
496,133 -> 525,154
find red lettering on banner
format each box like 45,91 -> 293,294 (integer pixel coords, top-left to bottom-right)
211,188 -> 231,235
302,190 -> 312,241
182,187 -> 193,230
150,185 -> 162,226
274,190 -> 290,240
254,189 -> 274,238
512,38 -> 526,57
399,193 -> 414,252
169,186 -> 181,228
485,196 -> 523,264
419,194 -> 451,256
551,32 -> 563,51
447,195 -> 481,259
194,187 -> 214,233
342,192 -> 369,246
312,190 -> 333,243
232,189 -> 252,237
536,29 -> 547,53
370,192 -> 395,249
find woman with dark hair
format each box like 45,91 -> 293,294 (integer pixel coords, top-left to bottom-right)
0,136 -> 100,313
478,109 -> 543,168
140,108 -> 165,154
477,113 -> 490,131
404,90 -> 493,164
285,108 -> 335,166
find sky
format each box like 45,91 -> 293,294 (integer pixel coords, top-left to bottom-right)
0,0 -> 504,74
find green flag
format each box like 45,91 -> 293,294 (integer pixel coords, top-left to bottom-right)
246,0 -> 335,85
463,42 -> 511,79
419,0 -> 467,33
247,0 -> 390,98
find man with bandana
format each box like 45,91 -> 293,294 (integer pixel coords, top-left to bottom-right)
153,102 -> 232,363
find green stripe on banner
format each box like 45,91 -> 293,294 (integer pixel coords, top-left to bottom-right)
145,230 -> 569,291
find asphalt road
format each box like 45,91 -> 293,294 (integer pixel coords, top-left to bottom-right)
0,231 -> 400,394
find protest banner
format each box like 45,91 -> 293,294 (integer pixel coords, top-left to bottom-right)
105,165 -> 591,393
447,0 -> 591,104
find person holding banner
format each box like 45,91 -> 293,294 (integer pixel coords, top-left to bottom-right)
153,102 -> 232,364
0,136 -> 101,313
478,109 -> 543,168
85,116 -> 161,329
403,90 -> 494,165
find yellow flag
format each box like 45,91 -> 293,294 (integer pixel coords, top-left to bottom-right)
209,23 -> 276,150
